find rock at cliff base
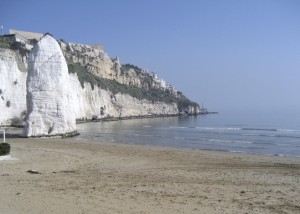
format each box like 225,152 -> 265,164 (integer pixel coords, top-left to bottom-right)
22,34 -> 76,137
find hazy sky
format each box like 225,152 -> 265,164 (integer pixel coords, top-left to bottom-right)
1,0 -> 300,112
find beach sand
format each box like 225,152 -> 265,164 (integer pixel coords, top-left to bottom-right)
0,137 -> 300,214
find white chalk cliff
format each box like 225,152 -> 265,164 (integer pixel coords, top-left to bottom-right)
22,35 -> 76,137
0,48 -> 27,125
0,33 -> 201,129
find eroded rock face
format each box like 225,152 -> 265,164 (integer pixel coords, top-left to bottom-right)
0,48 -> 27,126
22,35 -> 76,137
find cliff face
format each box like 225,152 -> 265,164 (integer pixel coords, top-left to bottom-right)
59,41 -> 164,89
0,35 -> 200,127
0,48 -> 27,126
68,73 -> 178,120
60,42 -> 117,80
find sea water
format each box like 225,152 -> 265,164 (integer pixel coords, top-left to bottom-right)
75,109 -> 300,158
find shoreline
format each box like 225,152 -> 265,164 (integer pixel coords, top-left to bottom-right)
1,125 -> 300,159
1,113 -> 205,128
1,137 -> 300,213
78,112 -> 209,123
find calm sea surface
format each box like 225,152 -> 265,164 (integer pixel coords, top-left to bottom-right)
75,109 -> 300,157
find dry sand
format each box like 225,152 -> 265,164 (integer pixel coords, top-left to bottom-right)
0,137 -> 300,214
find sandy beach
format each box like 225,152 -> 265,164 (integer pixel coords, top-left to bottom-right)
0,137 -> 300,214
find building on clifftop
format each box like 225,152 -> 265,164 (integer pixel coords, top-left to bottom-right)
7,29 -> 43,50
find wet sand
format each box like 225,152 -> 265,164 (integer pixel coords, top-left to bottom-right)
1,137 -> 300,213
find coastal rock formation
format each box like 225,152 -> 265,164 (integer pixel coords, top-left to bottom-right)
0,48 -> 27,126
22,35 -> 76,137
68,73 -> 179,120
0,31 -> 201,127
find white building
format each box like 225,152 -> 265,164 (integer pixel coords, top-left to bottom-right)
7,29 -> 43,50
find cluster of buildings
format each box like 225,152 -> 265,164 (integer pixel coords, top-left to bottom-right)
151,71 -> 178,96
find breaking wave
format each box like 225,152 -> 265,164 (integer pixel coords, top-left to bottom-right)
195,127 -> 300,132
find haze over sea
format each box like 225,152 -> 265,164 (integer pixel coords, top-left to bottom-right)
75,108 -> 300,158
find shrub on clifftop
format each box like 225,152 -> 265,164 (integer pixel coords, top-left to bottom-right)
0,143 -> 10,156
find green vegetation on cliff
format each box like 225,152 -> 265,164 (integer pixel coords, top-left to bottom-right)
68,63 -> 199,111
0,37 -> 12,49
177,97 -> 199,111
0,37 -> 29,56
121,64 -> 143,75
